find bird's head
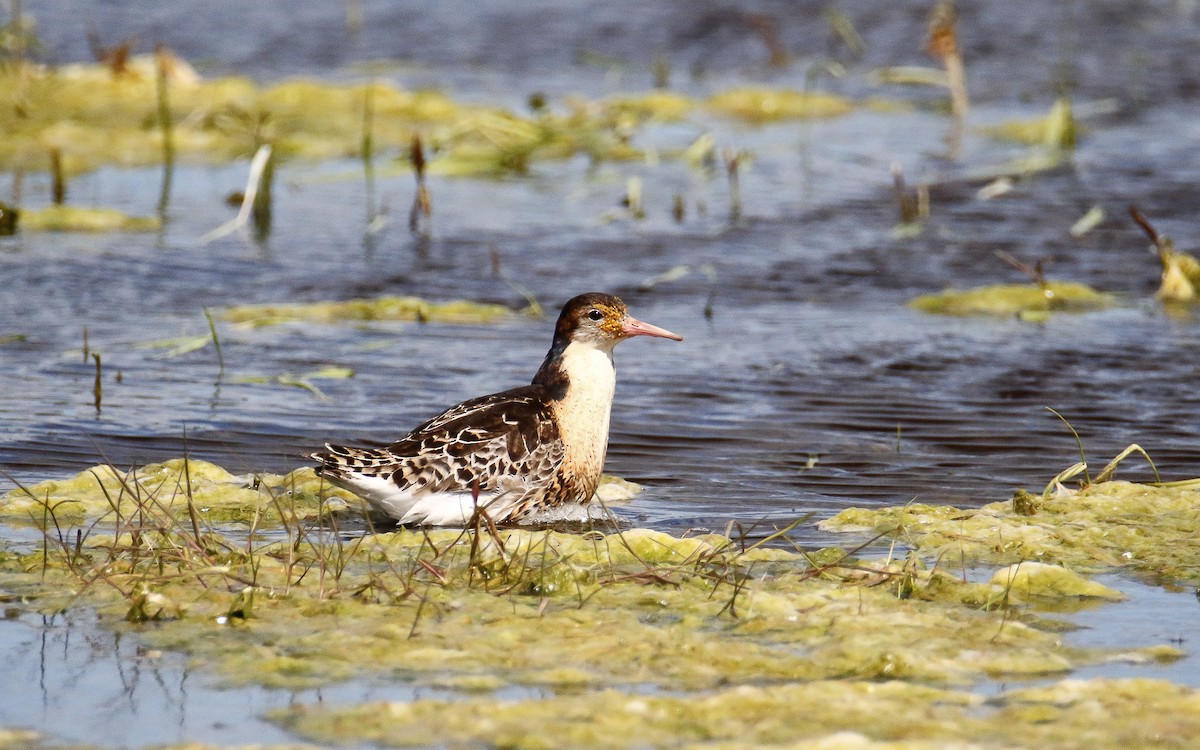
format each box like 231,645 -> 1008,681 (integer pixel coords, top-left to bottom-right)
555,292 -> 682,351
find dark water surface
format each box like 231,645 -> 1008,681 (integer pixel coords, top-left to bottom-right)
3,0 -> 1200,745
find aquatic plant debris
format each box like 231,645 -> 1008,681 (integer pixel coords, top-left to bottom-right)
989,562 -> 1124,601
0,460 -> 1192,749
1131,206 -> 1200,303
220,295 -> 517,327
706,88 -> 853,123
820,479 -> 1200,586
17,205 -> 160,232
908,281 -> 1114,318
0,57 -> 854,179
981,98 -> 1077,149
234,366 -> 355,399
0,458 -> 353,527
272,677 -> 1200,750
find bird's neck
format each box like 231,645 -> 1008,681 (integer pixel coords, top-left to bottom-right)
533,337 -> 616,403
534,339 -> 617,492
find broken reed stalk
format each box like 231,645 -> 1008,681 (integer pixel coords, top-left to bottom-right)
50,148 -> 65,205
181,452 -> 204,556
251,143 -> 275,240
203,307 -> 224,373
926,0 -> 969,121
995,250 -> 1049,290
408,133 -> 431,233
723,148 -> 742,222
1129,205 -> 1166,251
155,44 -> 175,216
200,143 -> 273,244
624,177 -> 645,220
743,12 -> 790,68
890,163 -> 929,224
652,54 -> 670,89
361,86 -> 377,225
6,0 -> 26,67
91,352 -> 102,413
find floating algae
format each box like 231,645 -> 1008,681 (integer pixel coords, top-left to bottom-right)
271,676 -> 1200,750
0,458 -> 1191,749
220,295 -> 516,327
1129,206 -> 1200,303
1158,247 -> 1200,303
0,458 -> 353,527
981,98 -> 1078,149
233,366 -> 355,399
909,281 -> 1113,318
603,91 -> 695,123
820,478 -> 1200,586
989,562 -> 1124,601
707,88 -> 853,123
43,522 -> 1110,691
0,458 -> 635,530
0,60 -> 465,173
3,54 -> 867,184
18,205 -> 160,232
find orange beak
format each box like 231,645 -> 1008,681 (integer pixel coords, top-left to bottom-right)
621,315 -> 683,341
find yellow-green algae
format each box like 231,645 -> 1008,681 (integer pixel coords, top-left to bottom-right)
0,459 -> 1191,749
0,58 -> 853,179
821,480 -> 1200,585
220,296 -> 517,327
908,282 -> 1113,317
989,562 -> 1124,601
99,523 -> 1116,692
0,458 -> 636,529
17,205 -> 161,232
0,728 -> 50,749
0,458 -> 353,527
1158,246 -> 1200,303
981,98 -> 1077,149
707,88 -> 854,123
2,60 -> 466,173
272,677 -> 1200,750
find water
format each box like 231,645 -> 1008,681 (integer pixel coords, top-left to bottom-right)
3,0 -> 1200,745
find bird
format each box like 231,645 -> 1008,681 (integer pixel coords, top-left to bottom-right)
312,292 -> 682,526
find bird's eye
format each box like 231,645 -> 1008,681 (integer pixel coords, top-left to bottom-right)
587,309 -> 604,321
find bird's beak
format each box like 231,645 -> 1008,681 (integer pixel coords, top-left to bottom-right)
621,315 -> 683,341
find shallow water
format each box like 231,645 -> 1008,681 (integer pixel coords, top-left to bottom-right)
0,576 -> 1195,747
3,0 -> 1200,745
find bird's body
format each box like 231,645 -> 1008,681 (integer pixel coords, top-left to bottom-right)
312,293 -> 681,526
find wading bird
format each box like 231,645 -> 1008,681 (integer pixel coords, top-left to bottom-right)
313,292 -> 682,525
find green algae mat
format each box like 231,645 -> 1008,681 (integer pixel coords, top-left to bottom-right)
0,57 -> 854,179
1,458 -> 1198,749
909,281 -> 1114,318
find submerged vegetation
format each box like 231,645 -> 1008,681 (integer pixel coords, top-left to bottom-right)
274,677 -> 1200,750
1130,206 -> 1200,303
821,446 -> 1200,587
0,454 -> 1195,746
909,281 -> 1113,318
0,55 -> 853,183
17,204 -> 160,231
220,295 -> 521,327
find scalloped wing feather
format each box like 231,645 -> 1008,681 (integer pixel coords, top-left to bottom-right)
313,385 -> 568,524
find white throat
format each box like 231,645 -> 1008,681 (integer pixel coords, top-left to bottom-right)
553,339 -> 617,474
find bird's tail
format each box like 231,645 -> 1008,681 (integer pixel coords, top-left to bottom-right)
312,443 -> 399,478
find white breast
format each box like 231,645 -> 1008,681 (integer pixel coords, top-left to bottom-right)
552,340 -> 617,480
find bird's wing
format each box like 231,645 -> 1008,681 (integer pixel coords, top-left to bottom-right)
317,385 -> 564,496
